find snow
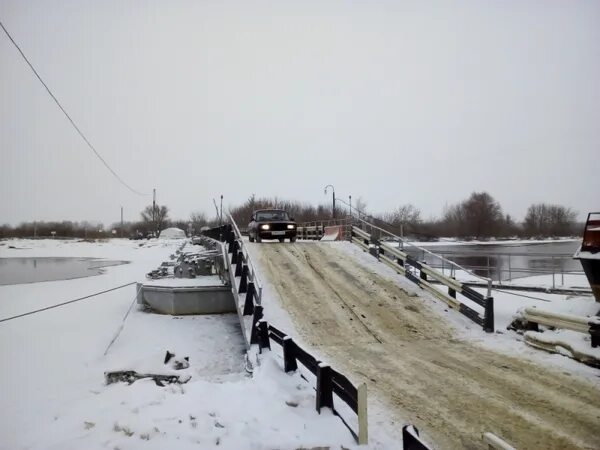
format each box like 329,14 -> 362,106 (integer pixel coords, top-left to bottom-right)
158,228 -> 186,239
0,238 -> 369,450
574,248 -> 600,260
142,275 -> 224,287
333,241 -> 600,385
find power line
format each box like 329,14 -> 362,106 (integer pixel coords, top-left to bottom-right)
0,19 -> 148,196
0,282 -> 136,323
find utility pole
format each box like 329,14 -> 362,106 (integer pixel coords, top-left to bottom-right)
152,188 -> 156,236
120,206 -> 124,238
324,185 -> 336,220
220,195 -> 223,226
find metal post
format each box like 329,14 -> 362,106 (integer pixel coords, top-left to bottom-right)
283,337 -> 298,372
257,320 -> 270,352
120,206 -> 123,238
333,191 -> 336,219
483,297 -> 494,332
349,195 -> 352,220
316,364 -> 333,412
152,188 -> 156,235
552,256 -> 556,289
508,254 -> 512,282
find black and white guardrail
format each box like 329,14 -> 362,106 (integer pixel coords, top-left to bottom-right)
351,225 -> 495,333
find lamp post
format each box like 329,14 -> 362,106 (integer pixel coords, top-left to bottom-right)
324,185 -> 336,219
349,195 -> 352,219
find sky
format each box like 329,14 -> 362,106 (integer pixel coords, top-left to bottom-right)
1,0 -> 599,227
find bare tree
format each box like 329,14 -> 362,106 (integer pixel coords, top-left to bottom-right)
190,211 -> 208,234
524,203 -> 576,237
141,204 -> 169,233
442,192 -> 503,239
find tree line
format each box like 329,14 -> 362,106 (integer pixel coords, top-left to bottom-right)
229,192 -> 581,240
0,192 -> 582,240
0,204 -> 216,239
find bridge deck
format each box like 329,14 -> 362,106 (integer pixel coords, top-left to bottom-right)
250,241 -> 600,450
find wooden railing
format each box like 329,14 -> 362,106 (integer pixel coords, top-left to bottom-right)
351,221 -> 495,332
296,218 -> 352,241
256,322 -> 368,445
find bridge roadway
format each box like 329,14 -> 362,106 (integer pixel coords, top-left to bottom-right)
248,241 -> 600,450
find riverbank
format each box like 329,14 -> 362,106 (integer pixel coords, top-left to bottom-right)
0,239 -> 373,450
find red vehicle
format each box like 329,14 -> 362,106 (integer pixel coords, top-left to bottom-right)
574,212 -> 600,302
248,209 -> 297,243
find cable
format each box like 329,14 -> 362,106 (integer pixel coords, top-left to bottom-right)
0,282 -> 136,323
491,287 -> 552,303
103,283 -> 142,355
0,19 -> 148,196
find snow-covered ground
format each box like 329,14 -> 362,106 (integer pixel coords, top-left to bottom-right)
0,239 -> 366,450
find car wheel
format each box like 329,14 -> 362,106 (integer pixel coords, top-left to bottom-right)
290,236 -> 297,243
256,235 -> 262,243
278,238 -> 285,243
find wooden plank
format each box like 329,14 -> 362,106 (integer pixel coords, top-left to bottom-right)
483,432 -> 517,450
352,227 -> 370,240
379,254 -> 406,275
419,264 -> 463,291
357,383 -> 368,445
352,237 -> 370,252
419,278 -> 462,309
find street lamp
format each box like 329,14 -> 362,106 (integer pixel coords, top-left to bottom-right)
324,185 -> 336,219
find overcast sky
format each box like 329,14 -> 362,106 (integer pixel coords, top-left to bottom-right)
1,0 -> 599,226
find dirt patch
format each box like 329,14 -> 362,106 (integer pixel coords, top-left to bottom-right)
254,242 -> 600,450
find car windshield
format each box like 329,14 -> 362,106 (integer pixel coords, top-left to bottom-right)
255,210 -> 290,221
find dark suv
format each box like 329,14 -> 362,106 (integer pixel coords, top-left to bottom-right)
248,209 -> 297,243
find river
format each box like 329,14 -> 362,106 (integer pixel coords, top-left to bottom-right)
402,240 -> 582,281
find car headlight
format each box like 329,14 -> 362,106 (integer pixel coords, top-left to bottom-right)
287,224 -> 295,229
261,224 -> 270,230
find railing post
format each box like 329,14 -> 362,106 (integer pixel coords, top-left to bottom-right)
250,305 -> 263,344
257,320 -> 270,352
591,326 -> 599,348
234,253 -> 243,276
230,240 -> 239,260
316,363 -> 333,412
282,336 -> 298,372
483,297 -> 494,333
239,265 -> 248,293
243,281 -> 255,316
448,277 -> 456,299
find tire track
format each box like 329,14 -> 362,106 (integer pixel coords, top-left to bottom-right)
252,242 -> 600,449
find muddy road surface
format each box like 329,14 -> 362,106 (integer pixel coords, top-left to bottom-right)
252,242 -> 600,450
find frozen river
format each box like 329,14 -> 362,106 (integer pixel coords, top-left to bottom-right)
0,257 -> 127,285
